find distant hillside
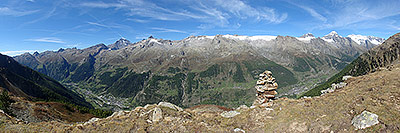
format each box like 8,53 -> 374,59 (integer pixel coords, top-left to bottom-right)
0,54 -> 91,107
302,32 -> 400,97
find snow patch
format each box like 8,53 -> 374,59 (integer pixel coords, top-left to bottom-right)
148,39 -> 161,44
296,36 -> 315,42
222,34 -> 276,41
321,38 -> 334,43
347,34 -> 384,45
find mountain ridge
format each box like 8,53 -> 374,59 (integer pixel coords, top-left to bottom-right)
302,32 -> 400,97
13,32 -> 376,109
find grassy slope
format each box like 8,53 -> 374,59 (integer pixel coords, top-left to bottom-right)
2,65 -> 399,132
0,54 -> 91,108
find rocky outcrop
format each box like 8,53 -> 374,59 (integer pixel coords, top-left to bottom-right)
220,111 -> 240,118
253,70 -> 278,107
321,82 -> 347,95
352,111 -> 379,129
158,102 -> 183,111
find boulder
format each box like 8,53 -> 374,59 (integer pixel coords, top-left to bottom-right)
158,102 -> 183,111
236,105 -> 249,111
342,75 -> 353,81
234,128 -> 246,133
84,117 -> 100,125
152,107 -> 163,122
220,111 -> 240,118
351,111 -> 379,129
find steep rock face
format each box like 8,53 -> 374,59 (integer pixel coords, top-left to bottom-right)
13,33 -> 372,108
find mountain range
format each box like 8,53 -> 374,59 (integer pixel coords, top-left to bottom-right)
13,31 -> 384,109
2,32 -> 399,132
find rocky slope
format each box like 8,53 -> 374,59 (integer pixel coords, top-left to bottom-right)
13,32 -> 373,109
1,64 -> 399,132
303,32 -> 400,96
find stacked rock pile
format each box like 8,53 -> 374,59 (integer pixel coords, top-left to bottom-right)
253,70 -> 278,106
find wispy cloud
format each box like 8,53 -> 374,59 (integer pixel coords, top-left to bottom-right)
0,7 -> 39,16
80,2 -> 126,8
26,37 -> 66,43
0,50 -> 36,56
80,0 -> 287,28
211,0 -> 287,23
20,6 -> 57,27
290,4 -> 327,22
151,27 -> 188,33
87,22 -> 108,27
127,18 -> 150,23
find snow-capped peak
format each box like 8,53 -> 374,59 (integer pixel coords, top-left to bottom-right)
322,31 -> 342,43
347,34 -> 385,45
299,33 -> 315,38
297,33 -> 315,42
325,31 -> 340,37
116,38 -> 131,45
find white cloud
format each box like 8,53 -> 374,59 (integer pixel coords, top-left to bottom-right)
80,0 -> 287,28
87,22 -> 108,27
212,0 -> 287,23
0,50 -> 36,56
80,2 -> 126,8
26,37 -> 66,44
295,5 -> 327,22
151,27 -> 188,34
127,18 -> 149,23
0,7 -> 39,16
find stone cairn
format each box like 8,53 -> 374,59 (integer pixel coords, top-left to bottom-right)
253,70 -> 278,107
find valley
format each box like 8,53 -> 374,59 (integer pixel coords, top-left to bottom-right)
13,32 -> 381,109
1,0 -> 399,132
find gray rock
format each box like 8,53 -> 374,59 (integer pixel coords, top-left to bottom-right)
152,107 -> 163,122
234,128 -> 245,133
352,111 -> 379,129
220,111 -> 240,118
158,102 -> 183,111
84,117 -> 100,125
0,109 -> 4,114
236,105 -> 249,111
342,75 -> 353,81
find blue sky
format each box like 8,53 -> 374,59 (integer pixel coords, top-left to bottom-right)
1,0 -> 400,56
